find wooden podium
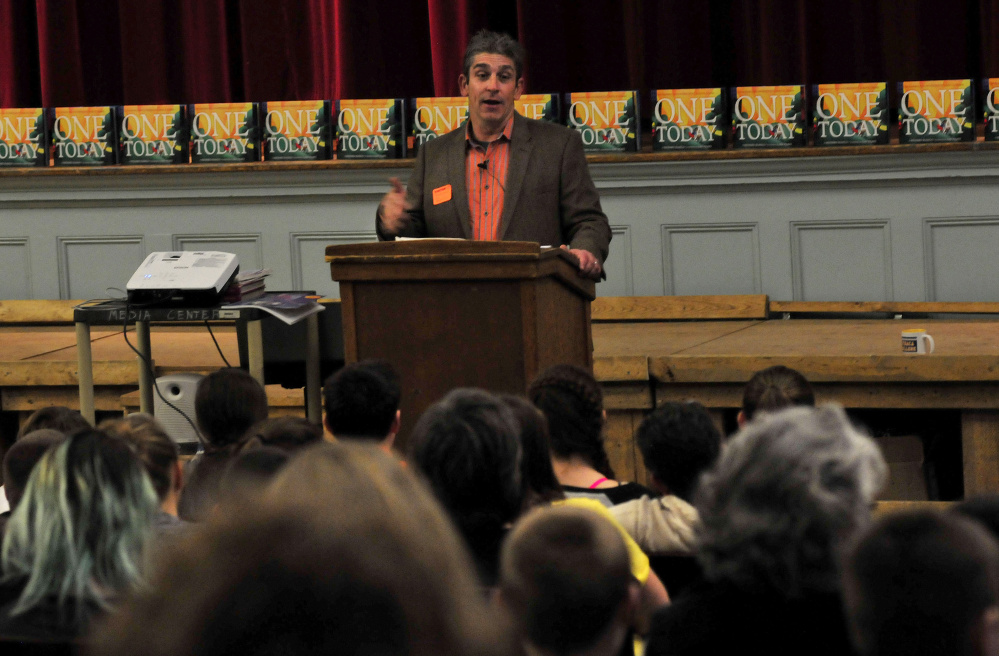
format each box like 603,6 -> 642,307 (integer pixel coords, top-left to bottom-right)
326,240 -> 596,447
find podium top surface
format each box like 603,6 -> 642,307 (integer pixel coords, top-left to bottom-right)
326,240 -> 596,299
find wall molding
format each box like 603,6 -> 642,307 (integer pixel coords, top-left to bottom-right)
290,231 -> 376,290
172,233 -> 264,270
790,220 -> 892,301
661,223 -> 761,296
57,235 -> 143,299
923,216 -> 999,302
0,237 -> 31,298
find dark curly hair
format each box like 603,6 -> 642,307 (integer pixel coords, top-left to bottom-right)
636,401 -> 721,501
527,364 -> 614,479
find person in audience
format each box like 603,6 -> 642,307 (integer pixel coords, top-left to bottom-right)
242,416 -> 324,452
0,406 -> 89,516
215,444 -> 289,510
323,360 -> 401,452
645,405 -> 887,656
498,505 -> 639,656
16,406 -> 90,441
843,510 -> 999,656
610,402 -> 718,556
408,387 -> 523,586
500,393 -> 670,630
100,414 -> 184,533
90,442 -> 513,656
0,430 -> 66,539
738,364 -> 815,427
0,429 -> 158,641
529,364 -> 653,505
178,368 -> 268,521
953,494 -> 999,541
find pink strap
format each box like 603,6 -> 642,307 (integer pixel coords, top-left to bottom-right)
588,477 -> 609,489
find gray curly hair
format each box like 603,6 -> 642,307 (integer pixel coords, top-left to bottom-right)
694,405 -> 887,598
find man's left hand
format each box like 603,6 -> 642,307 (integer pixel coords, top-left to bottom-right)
562,246 -> 602,279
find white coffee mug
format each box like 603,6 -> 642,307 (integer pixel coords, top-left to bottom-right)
901,329 -> 934,354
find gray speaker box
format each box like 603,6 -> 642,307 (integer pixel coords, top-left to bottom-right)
153,373 -> 204,448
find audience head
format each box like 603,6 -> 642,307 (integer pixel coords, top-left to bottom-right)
500,505 -> 637,656
954,495 -> 999,542
16,405 -> 90,440
2,429 -> 66,510
243,416 -> 324,452
462,29 -> 525,81
636,401 -> 722,501
843,510 -> 999,656
696,405 -> 886,598
408,388 -> 523,583
100,414 -> 179,504
739,365 -> 815,426
2,429 -> 158,617
92,442 -> 510,656
216,444 -> 289,506
528,364 -> 614,479
500,394 -> 565,509
323,360 -> 401,445
195,368 -> 268,448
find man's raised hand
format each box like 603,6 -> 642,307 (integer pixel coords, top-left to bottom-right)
378,177 -> 409,236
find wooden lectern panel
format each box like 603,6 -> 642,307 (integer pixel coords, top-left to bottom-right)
327,240 -> 595,447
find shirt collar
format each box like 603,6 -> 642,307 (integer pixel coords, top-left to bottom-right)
465,113 -> 516,149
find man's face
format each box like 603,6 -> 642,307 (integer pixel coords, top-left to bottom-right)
459,53 -> 524,136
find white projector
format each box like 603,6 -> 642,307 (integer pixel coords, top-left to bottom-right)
127,251 -> 239,306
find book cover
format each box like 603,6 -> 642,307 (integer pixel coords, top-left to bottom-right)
983,79 -> 999,141
813,83 -> 889,146
731,86 -> 806,148
410,97 -> 467,154
189,103 -> 260,163
262,100 -> 331,161
50,106 -> 117,166
118,105 -> 188,165
336,98 -> 405,159
897,80 -> 973,144
0,108 -> 48,167
515,94 -> 561,123
565,91 -> 639,152
651,88 -> 724,151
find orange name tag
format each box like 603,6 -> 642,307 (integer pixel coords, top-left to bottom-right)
433,184 -> 452,205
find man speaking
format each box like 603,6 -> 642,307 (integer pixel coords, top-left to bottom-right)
376,30 -> 611,279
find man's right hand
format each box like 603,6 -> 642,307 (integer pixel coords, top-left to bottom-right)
378,177 -> 409,236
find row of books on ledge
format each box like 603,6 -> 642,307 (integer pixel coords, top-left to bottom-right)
1,79 -> 997,167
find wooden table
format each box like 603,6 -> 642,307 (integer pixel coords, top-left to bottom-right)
594,318 -> 999,496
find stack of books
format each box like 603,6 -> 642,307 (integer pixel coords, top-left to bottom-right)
222,268 -> 270,302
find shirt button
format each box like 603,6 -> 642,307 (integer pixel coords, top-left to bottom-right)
484,212 -> 489,216
484,185 -> 490,189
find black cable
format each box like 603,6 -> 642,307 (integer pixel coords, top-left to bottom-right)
204,320 -> 233,367
117,294 -> 206,449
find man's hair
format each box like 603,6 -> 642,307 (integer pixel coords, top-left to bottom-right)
195,368 -> 268,447
2,430 -> 158,619
17,405 -> 90,440
635,401 -> 722,502
500,394 -> 564,509
843,510 -> 999,656
244,416 -> 324,452
323,360 -> 401,441
217,445 -> 289,505
408,388 -> 523,582
91,443 -> 510,656
462,29 -> 525,80
500,505 -> 631,655
2,429 -> 66,510
953,494 -> 999,542
100,414 -> 179,502
696,405 -> 887,597
528,364 -> 614,478
741,365 -> 815,421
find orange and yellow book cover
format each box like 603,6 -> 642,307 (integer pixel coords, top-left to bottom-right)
651,88 -> 724,150
0,108 -> 48,167
731,85 -> 806,148
897,80 -> 973,143
984,79 -> 999,141
812,83 -> 889,146
565,91 -> 639,152
515,94 -> 560,123
50,106 -> 117,166
336,99 -> 405,159
263,100 -> 331,161
189,102 -> 260,163
118,105 -> 188,164
410,97 -> 467,153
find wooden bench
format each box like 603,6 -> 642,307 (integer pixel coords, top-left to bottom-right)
769,301 -> 999,317
0,300 -> 81,324
592,295 -> 769,321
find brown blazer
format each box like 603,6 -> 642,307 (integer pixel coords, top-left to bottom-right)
378,112 -> 611,265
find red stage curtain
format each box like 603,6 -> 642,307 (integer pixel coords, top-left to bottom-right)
0,1 -> 997,110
